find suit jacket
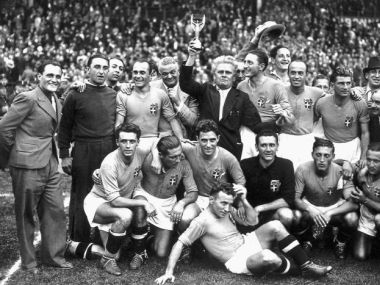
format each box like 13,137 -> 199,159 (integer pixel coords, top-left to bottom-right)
179,64 -> 261,159
0,86 -> 61,169
152,80 -> 199,139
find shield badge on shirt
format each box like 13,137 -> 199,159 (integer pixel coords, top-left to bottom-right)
169,175 -> 178,186
212,169 -> 225,180
150,103 -> 159,116
133,167 -> 141,177
257,96 -> 270,108
270,180 -> 281,192
344,116 -> 353,128
304,98 -> 313,110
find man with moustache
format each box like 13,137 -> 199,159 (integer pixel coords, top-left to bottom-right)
59,54 -> 117,243
0,60 -> 73,272
277,60 -> 324,169
315,66 -> 369,167
152,56 -> 199,139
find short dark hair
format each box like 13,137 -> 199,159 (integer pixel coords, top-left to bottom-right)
195,119 -> 220,137
157,135 -> 181,155
133,58 -> 152,73
288,60 -> 308,74
110,56 -> 126,69
87,54 -> 109,67
368,143 -> 380,153
269,45 -> 288,59
247,49 -> 269,70
37,60 -> 62,74
209,181 -> 235,198
330,65 -> 352,83
312,137 -> 335,153
312,74 -> 330,86
255,129 -> 278,146
115,122 -> 141,140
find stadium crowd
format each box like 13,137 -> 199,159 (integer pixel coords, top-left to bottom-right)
1,0 -> 380,283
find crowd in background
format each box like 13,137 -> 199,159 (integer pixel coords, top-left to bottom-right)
0,0 -> 379,107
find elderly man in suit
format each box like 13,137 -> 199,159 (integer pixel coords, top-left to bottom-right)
152,56 -> 199,140
180,39 -> 262,159
0,60 -> 72,272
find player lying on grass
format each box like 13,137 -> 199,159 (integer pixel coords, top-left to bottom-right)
155,182 -> 332,284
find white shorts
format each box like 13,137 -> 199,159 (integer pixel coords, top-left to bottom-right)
278,133 -> 314,170
83,192 -> 113,232
302,197 -> 345,212
133,188 -> 177,230
240,126 -> 258,160
358,204 -> 378,237
333,137 -> 361,164
225,232 -> 262,275
195,195 -> 210,211
137,136 -> 159,154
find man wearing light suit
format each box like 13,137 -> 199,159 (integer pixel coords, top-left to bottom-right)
0,61 -> 72,272
152,57 -> 199,140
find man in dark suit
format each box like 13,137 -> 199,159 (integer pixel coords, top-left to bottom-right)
180,39 -> 261,159
0,60 -> 72,272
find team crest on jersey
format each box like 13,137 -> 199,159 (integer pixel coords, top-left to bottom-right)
257,96 -> 270,108
270,180 -> 281,192
212,169 -> 225,180
133,167 -> 141,177
150,103 -> 159,116
344,116 -> 353,128
304,98 -> 313,110
169,175 -> 178,186
327,187 -> 334,195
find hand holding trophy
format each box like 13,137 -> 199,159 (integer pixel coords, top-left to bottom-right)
188,13 -> 205,54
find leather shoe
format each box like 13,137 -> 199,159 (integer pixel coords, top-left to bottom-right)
56,261 -> 73,269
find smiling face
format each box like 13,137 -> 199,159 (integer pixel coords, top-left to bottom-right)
38,64 -> 62,93
197,131 -> 219,158
256,135 -> 278,163
159,145 -> 182,170
159,63 -> 179,88
209,191 -> 234,219
289,61 -> 307,88
274,48 -> 291,72
87,57 -> 109,85
132,61 -> 151,89
366,68 -> 380,89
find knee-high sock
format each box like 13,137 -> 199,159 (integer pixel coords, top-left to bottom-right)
279,235 -> 309,267
131,225 -> 149,254
74,242 -> 95,259
105,231 -> 126,256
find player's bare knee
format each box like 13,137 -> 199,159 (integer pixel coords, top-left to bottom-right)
275,208 -> 294,228
374,214 -> 380,228
344,212 -> 359,228
267,220 -> 286,236
293,210 -> 303,225
247,249 -> 280,272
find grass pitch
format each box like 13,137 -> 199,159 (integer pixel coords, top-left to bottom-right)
1,170 -> 380,285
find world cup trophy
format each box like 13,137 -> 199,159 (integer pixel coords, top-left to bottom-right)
190,13 -> 205,51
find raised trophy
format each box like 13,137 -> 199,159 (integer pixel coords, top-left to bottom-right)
190,13 -> 205,51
